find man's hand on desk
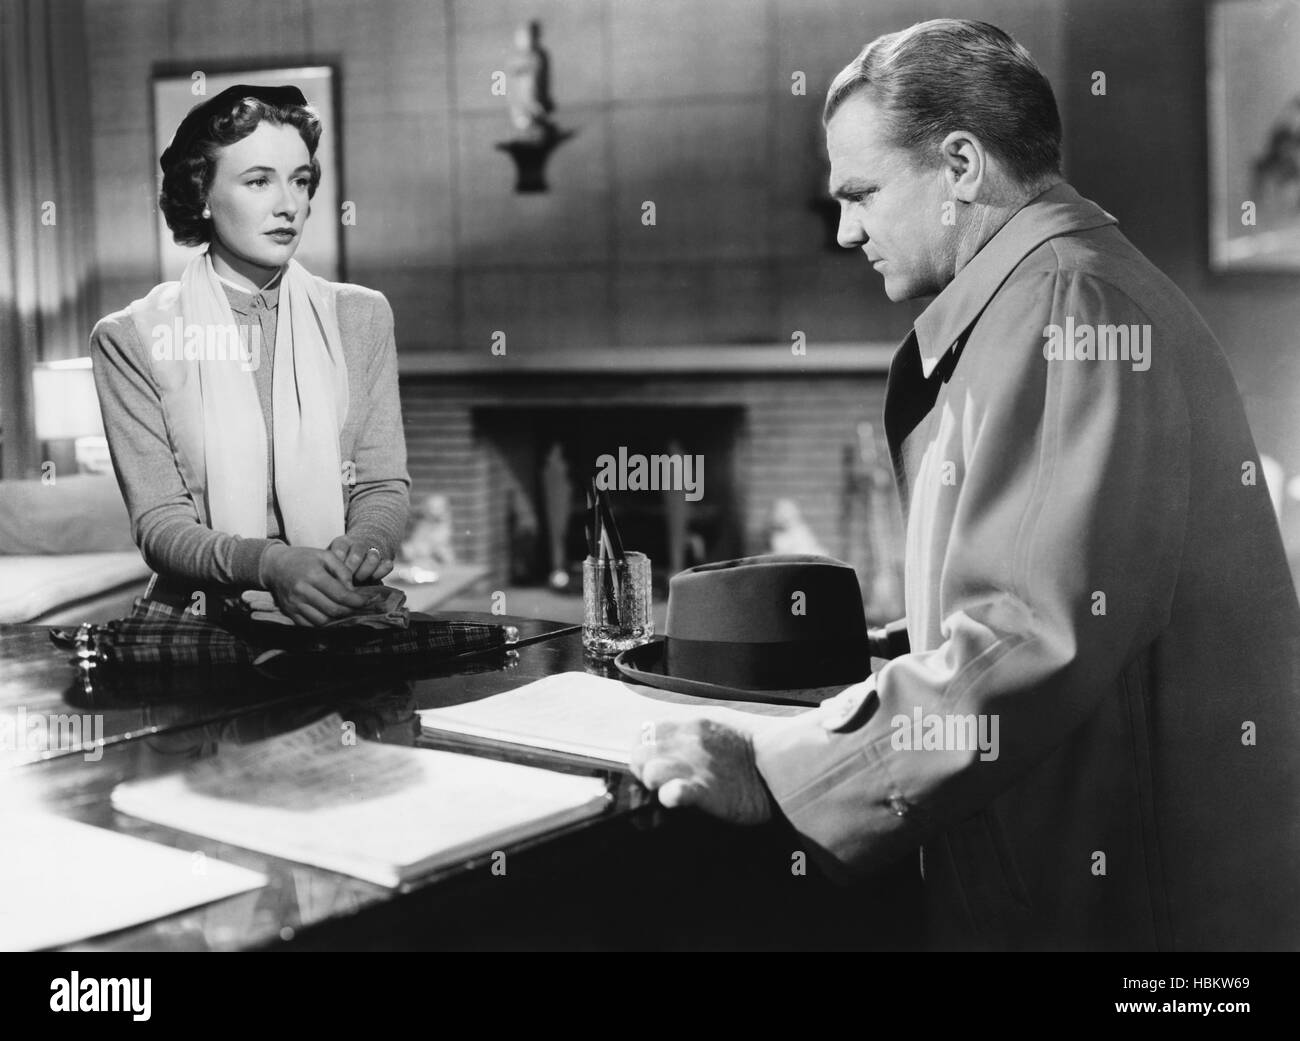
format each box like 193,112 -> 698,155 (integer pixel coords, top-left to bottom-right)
629,718 -> 773,825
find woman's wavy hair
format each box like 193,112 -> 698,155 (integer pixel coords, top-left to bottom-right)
159,96 -> 323,247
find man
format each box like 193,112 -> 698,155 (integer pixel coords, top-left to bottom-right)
631,19 -> 1300,951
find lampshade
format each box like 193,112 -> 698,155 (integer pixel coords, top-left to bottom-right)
32,358 -> 104,441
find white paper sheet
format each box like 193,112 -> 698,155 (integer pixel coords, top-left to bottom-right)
419,672 -> 810,766
0,813 -> 266,952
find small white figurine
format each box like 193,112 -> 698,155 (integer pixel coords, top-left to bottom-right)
768,498 -> 826,556
399,493 -> 458,582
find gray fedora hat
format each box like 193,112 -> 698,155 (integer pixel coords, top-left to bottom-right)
615,554 -> 871,706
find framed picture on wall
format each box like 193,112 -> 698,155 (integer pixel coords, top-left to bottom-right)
1208,0 -> 1300,271
151,65 -> 342,282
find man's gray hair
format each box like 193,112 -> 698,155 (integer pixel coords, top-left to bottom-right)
824,19 -> 1062,187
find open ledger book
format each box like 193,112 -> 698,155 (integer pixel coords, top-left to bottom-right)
111,715 -> 611,889
419,672 -> 811,768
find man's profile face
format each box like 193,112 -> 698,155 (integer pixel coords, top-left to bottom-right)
827,92 -> 956,301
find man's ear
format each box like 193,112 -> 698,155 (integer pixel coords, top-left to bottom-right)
940,130 -> 984,203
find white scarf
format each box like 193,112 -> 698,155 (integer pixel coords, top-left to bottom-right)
177,250 -> 348,547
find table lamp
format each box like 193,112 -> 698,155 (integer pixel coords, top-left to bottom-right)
32,357 -> 111,474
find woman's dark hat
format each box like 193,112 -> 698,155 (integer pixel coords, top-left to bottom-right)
615,554 -> 871,706
159,84 -> 309,174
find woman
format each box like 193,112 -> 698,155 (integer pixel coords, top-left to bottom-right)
91,84 -> 410,627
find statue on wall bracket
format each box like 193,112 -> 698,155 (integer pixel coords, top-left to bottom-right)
496,20 -> 575,193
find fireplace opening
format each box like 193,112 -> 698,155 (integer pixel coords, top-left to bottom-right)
474,405 -> 745,587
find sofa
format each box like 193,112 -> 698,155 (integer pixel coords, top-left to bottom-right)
0,474 -> 152,624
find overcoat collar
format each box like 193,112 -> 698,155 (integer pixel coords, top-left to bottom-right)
913,182 -> 1117,378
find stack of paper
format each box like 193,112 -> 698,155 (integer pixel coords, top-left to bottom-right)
0,813 -> 266,951
419,672 -> 809,767
111,715 -> 611,889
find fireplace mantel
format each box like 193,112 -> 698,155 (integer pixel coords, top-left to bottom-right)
398,343 -> 896,376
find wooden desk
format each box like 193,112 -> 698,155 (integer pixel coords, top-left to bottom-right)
1,616 -> 921,950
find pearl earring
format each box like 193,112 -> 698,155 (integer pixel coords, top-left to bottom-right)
202,207 -> 211,219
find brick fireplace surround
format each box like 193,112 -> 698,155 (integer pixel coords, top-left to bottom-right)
397,344 -> 894,589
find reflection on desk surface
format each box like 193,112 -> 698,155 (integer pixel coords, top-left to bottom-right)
2,620 -> 666,951
0,612 -> 576,764
5,700 -> 644,951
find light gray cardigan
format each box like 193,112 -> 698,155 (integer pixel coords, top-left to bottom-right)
90,276 -> 410,598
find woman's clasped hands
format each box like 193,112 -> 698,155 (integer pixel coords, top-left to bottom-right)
259,536 -> 395,626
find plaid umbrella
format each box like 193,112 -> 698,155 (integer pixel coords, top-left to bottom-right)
50,598 -> 515,668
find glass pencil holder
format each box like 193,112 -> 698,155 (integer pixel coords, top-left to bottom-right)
582,551 -> 653,658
